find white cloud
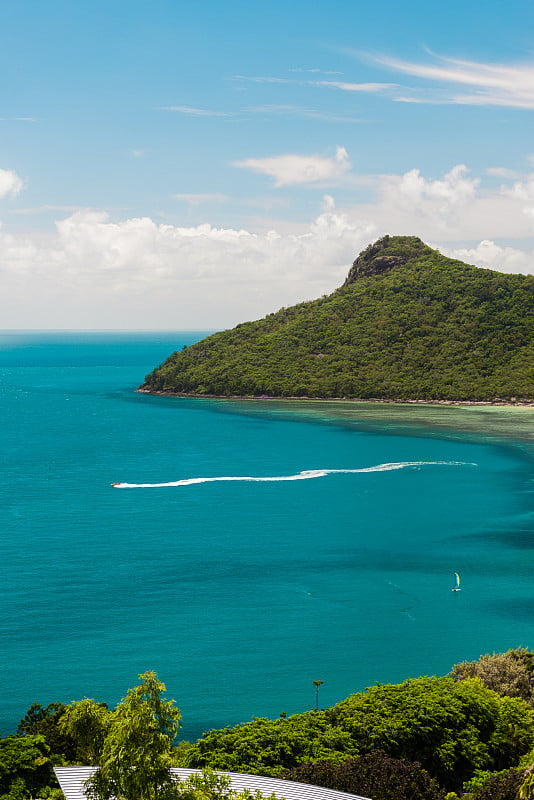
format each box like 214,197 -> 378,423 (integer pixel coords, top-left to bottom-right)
0,117 -> 37,122
442,240 -> 534,275
321,194 -> 336,212
486,167 -> 519,179
374,165 -> 479,231
2,163 -> 534,329
339,163 -> 534,241
0,207 -> 376,328
230,75 -> 296,85
231,73 -> 395,97
8,204 -> 85,216
174,193 -> 229,206
393,96 -> 429,104
245,105 -> 364,123
503,176 -> 534,201
288,68 -> 343,75
375,52 -> 534,109
234,146 -> 351,187
383,164 -> 478,206
158,105 -> 233,117
315,80 -> 396,92
0,168 -> 23,198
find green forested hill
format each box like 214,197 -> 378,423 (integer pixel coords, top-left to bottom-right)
140,235 -> 534,401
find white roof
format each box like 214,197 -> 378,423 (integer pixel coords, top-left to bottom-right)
55,766 -> 372,800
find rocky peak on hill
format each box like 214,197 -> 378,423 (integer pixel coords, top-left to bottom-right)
140,234 -> 534,402
343,235 -> 428,285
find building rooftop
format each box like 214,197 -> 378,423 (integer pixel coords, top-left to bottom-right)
54,766 -> 372,800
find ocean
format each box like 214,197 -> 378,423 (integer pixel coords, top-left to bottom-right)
1,331 -> 533,742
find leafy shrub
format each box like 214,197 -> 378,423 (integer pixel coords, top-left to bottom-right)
181,677 -> 534,791
283,751 -> 445,800
325,677 -> 534,790
450,649 -> 534,705
180,714 -> 357,775
466,768 -> 524,800
0,736 -> 55,799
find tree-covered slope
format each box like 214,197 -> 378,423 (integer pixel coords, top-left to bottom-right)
140,235 -> 534,401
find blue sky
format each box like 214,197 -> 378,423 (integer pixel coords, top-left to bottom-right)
1,0 -> 534,328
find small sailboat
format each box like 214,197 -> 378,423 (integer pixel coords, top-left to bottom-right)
452,572 -> 461,592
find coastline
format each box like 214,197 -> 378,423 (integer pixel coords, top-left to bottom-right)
136,387 -> 534,408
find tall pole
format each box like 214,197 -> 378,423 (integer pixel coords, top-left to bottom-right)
313,680 -> 324,711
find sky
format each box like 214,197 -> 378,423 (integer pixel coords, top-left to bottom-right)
1,0 -> 534,329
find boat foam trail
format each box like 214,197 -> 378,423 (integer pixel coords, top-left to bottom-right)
111,461 -> 475,488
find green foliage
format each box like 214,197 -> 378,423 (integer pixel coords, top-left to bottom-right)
7,661 -> 534,799
141,236 -> 534,401
85,671 -> 182,800
0,736 -> 55,800
451,649 -> 534,705
17,703 -> 75,763
326,677 -> 534,790
59,699 -> 113,765
180,714 -> 357,775
284,751 -> 445,800
463,768 -> 524,799
463,767 -> 524,798
183,677 -> 534,791
173,769 -> 276,800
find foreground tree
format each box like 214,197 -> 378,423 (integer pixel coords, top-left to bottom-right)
0,735 -> 55,799
17,702 -> 76,762
59,699 -> 114,765
85,671 -> 181,800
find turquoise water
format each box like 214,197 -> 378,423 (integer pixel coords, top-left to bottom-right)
1,332 -> 534,742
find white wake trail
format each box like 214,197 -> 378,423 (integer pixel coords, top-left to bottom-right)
111,461 -> 474,489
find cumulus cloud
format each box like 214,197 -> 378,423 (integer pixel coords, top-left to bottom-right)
342,163 -> 534,240
2,163 -> 534,328
486,167 -> 519,179
0,168 -> 23,198
359,165 -> 481,234
503,176 -> 534,201
381,164 -> 478,209
442,240 -> 534,275
234,146 -> 351,187
0,207 -> 376,328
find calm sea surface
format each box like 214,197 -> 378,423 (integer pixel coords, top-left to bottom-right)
1,332 -> 533,741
